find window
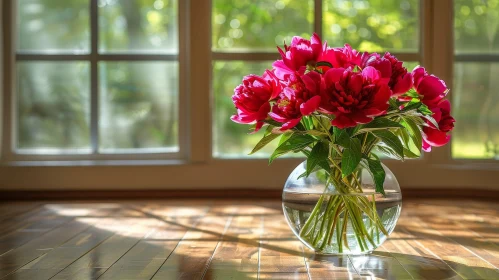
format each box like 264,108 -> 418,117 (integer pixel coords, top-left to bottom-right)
6,0 -> 183,160
212,0 -> 421,158
1,0 -> 499,191
452,0 -> 499,159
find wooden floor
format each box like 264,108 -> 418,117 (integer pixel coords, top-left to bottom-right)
0,199 -> 497,280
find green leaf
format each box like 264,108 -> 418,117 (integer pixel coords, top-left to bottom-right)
354,118 -> 404,135
402,116 -> 423,151
362,157 -> 386,195
263,119 -> 282,127
397,124 -> 421,157
249,133 -> 280,155
422,115 -> 439,129
373,145 -> 403,160
341,138 -> 361,177
297,170 -> 309,180
302,116 -> 313,130
269,134 -> 315,163
263,124 -> 274,136
418,104 -> 433,116
333,127 -> 351,148
313,115 -> 332,132
401,100 -> 422,112
306,141 -> 329,176
403,147 -> 421,158
404,88 -> 420,98
398,125 -> 411,146
295,130 -> 328,137
388,98 -> 400,111
279,132 -> 293,145
372,130 -> 405,160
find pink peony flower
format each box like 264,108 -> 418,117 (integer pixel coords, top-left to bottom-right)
422,99 -> 455,152
320,66 -> 391,129
272,33 -> 324,79
365,53 -> 412,95
330,44 -> 364,68
230,70 -> 282,132
412,66 -> 447,108
269,71 -> 322,130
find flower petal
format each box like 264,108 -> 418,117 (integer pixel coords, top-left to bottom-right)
280,118 -> 302,131
350,112 -> 373,124
392,73 -> 413,95
300,95 -> 321,116
230,112 -> 253,124
272,60 -> 295,80
255,102 -> 271,121
331,114 -> 357,129
301,73 -> 317,93
250,121 -> 265,134
418,75 -> 447,100
324,68 -> 345,86
423,128 -> 451,147
422,139 -> 432,152
412,66 -> 427,88
269,112 -> 287,123
362,66 -> 381,82
347,74 -> 363,94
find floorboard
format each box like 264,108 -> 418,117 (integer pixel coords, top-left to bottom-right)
0,199 -> 497,280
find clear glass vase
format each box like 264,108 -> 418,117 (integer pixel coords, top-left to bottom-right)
282,161 -> 402,255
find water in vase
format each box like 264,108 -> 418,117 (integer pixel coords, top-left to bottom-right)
282,190 -> 402,254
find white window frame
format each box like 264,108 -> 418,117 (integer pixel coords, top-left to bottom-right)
1,0 -> 499,191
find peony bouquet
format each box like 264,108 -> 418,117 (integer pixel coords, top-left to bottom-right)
230,33 -> 455,254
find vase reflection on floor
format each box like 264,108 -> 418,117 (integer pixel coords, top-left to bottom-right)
282,161 -> 402,255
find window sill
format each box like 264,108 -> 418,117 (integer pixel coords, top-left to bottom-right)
1,159 -> 189,167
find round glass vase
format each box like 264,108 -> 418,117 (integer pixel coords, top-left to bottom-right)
282,161 -> 402,255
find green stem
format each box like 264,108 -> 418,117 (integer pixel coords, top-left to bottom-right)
299,195 -> 325,237
373,194 -> 380,244
341,208 -> 349,251
324,203 -> 344,248
344,197 -> 375,248
312,196 -> 334,246
336,213 -> 343,252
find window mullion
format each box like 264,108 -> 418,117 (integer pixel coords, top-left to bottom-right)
454,54 -> 499,62
314,0 -> 323,37
90,0 -> 99,155
212,52 -> 279,61
420,0 -> 433,69
429,0 -> 453,164
190,0 -> 212,163
2,0 -> 15,161
212,52 -> 420,62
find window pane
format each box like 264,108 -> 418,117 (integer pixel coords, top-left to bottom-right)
17,0 -> 90,53
452,62 -> 499,159
323,0 -> 419,52
213,61 -> 273,158
99,0 -> 178,53
455,0 -> 499,54
213,61 -> 303,158
99,62 -> 178,153
403,61 -> 420,72
17,62 -> 90,153
212,0 -> 313,51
